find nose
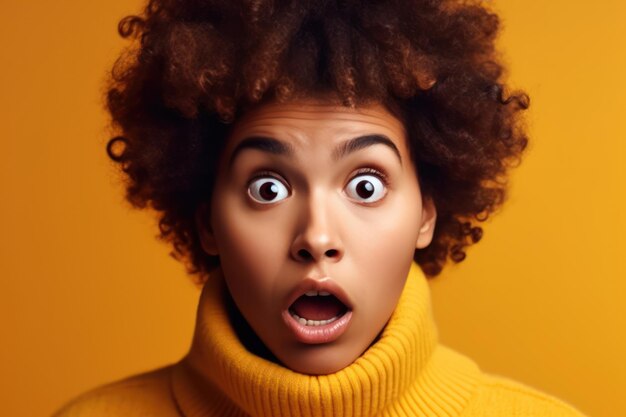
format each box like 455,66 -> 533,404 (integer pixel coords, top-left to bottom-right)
290,194 -> 344,264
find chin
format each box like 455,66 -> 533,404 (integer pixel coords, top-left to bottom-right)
277,344 -> 365,375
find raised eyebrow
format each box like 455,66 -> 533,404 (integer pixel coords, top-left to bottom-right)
228,136 -> 294,168
333,134 -> 402,165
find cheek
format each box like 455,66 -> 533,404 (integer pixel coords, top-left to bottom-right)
347,196 -> 422,309
355,226 -> 416,299
211,196 -> 291,296
350,192 -> 422,260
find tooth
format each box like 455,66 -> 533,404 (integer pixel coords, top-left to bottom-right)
318,291 -> 331,296
291,310 -> 345,326
305,290 -> 318,296
327,315 -> 339,324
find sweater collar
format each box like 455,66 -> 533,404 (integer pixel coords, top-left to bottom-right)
171,262 -> 483,417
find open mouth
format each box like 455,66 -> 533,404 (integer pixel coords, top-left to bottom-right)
288,290 -> 349,326
282,281 -> 353,344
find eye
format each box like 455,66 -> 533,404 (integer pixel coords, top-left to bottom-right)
248,176 -> 290,204
345,172 -> 387,203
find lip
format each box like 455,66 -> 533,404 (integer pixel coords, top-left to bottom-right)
281,277 -> 354,344
282,309 -> 353,344
283,277 -> 354,311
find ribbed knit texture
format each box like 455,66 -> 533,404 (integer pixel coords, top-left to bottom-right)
173,263 -> 484,417
53,262 -> 588,417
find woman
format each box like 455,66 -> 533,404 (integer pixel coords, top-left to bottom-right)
55,0 -> 587,415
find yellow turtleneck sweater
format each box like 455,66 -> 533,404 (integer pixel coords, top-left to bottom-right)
54,263 -> 587,417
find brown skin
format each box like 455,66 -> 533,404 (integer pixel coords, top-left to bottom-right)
197,100 -> 436,374
107,0 -> 529,281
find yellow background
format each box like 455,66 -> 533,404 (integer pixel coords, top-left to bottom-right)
1,1 -> 624,416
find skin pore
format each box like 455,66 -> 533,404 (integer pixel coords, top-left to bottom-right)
197,99 -> 436,374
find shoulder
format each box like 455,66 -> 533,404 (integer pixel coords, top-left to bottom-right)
463,373 -> 588,417
52,365 -> 181,417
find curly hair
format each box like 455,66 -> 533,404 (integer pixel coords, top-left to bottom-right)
105,0 -> 529,281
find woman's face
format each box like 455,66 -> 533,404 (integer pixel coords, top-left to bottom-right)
198,99 -> 436,374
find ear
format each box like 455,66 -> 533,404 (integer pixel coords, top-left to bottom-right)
416,197 -> 437,249
195,203 -> 219,256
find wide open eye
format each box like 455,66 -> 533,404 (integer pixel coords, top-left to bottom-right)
248,176 -> 290,204
345,173 -> 387,203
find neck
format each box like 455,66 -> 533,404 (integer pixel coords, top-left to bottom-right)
171,263 -> 483,417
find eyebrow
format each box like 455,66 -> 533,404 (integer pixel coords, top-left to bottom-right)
228,136 -> 295,168
228,134 -> 402,168
332,134 -> 402,164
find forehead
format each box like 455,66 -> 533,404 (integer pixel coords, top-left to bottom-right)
228,100 -> 408,148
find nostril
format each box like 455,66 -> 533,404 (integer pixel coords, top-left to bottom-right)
295,248 -> 341,261
297,249 -> 313,260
